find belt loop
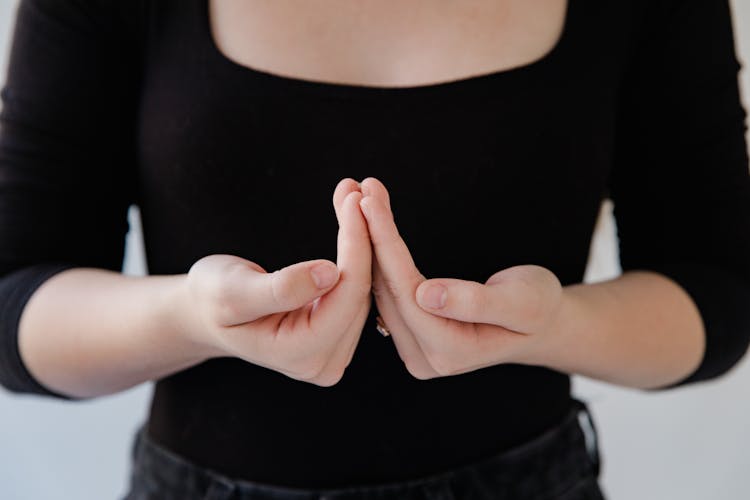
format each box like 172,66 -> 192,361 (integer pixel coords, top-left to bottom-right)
573,398 -> 601,477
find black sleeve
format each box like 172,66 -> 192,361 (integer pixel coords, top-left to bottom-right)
0,0 -> 141,397
609,0 -> 750,388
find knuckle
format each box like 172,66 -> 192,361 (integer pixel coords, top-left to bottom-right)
522,294 -> 545,322
349,279 -> 373,298
210,261 -> 249,299
343,278 -> 373,297
208,271 -> 233,305
403,359 -> 435,380
270,270 -> 304,309
517,282 -> 548,322
431,360 -> 457,378
205,266 -> 245,325
381,277 -> 403,300
371,281 -> 389,301
312,365 -> 346,387
464,286 -> 487,318
187,254 -> 222,277
211,298 -> 240,326
423,347 -> 457,377
294,355 -> 328,381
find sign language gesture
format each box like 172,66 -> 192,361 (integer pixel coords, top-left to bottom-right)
182,179 -> 371,387
358,177 -> 566,379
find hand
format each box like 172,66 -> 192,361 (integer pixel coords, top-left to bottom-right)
358,177 -> 565,379
178,178 -> 372,386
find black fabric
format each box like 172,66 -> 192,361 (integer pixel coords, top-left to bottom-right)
1,0 -> 749,489
123,399 -> 604,500
608,0 -> 750,388
0,262 -> 81,397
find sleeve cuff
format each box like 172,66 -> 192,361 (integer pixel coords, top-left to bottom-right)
0,262 -> 83,399
642,261 -> 750,390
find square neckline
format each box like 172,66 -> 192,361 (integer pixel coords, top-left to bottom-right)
200,0 -> 575,99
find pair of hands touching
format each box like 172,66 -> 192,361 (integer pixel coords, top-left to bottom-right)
181,177 -> 566,386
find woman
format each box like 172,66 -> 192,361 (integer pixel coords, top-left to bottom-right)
1,0 -> 749,498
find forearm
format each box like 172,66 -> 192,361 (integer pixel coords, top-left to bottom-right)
536,270 -> 706,390
17,268 -> 212,399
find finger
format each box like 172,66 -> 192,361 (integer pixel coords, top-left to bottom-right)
359,192 -> 424,304
309,188 -> 372,380
378,271 -> 499,377
334,190 -> 372,291
416,266 -> 562,332
333,177 -> 361,222
360,177 -> 422,301
360,176 -> 391,215
360,178 -> 481,372
413,275 -> 532,367
358,179 -> 451,360
224,259 -> 339,325
371,259 -> 440,379
311,299 -> 371,386
415,278 -> 501,325
312,178 -> 370,382
312,190 -> 372,329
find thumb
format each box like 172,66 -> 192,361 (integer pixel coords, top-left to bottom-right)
221,259 -> 340,324
257,260 -> 340,315
415,278 -> 497,325
415,266 -> 561,332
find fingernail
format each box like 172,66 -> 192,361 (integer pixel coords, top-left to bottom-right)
311,263 -> 338,289
422,284 -> 447,309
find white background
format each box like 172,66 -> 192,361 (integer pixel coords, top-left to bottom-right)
1,1 -> 749,499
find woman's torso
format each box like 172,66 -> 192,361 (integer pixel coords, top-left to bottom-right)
133,0 -> 630,488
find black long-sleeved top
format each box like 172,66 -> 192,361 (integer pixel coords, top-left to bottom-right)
1,0 -> 750,489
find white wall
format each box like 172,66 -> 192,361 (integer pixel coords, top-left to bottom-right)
0,1 -> 749,499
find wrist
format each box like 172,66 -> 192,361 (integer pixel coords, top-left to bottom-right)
521,273 -> 707,389
160,273 -> 225,362
517,283 -> 591,371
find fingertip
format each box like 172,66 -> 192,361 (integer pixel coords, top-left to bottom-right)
359,178 -> 371,197
360,176 -> 381,196
360,176 -> 381,186
345,189 -> 363,203
333,178 -> 360,209
360,177 -> 392,212
341,190 -> 362,215
345,177 -> 361,193
337,177 -> 359,189
359,194 -> 375,220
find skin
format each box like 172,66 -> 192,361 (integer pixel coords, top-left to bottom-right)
359,177 -> 705,390
16,0 -> 704,397
18,176 -> 704,398
209,0 -> 568,88
18,180 -> 372,397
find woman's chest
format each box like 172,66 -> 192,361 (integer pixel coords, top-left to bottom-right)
137,1 -> 622,200
208,0 -> 569,88
134,0 -> 630,276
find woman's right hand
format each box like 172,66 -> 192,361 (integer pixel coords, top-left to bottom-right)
176,178 -> 372,387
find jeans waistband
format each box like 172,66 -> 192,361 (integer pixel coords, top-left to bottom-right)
125,398 -> 602,500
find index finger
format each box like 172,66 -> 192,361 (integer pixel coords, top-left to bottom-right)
310,184 -> 372,331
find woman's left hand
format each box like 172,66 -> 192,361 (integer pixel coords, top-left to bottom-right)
358,177 -> 567,379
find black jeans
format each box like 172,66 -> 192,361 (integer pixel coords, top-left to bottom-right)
122,398 -> 605,500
